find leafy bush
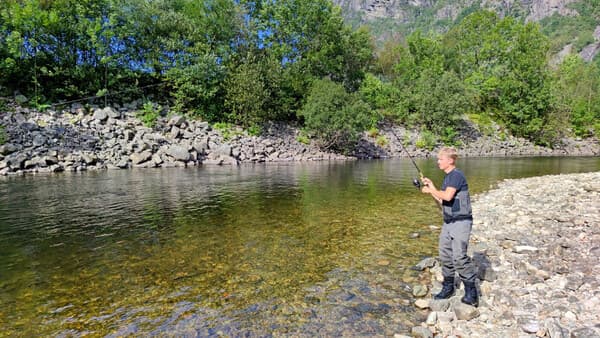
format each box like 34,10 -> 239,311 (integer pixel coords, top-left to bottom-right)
166,58 -> 225,122
367,127 -> 379,138
137,101 -> 160,128
416,130 -> 437,150
300,79 -> 374,152
213,122 -> 243,141
246,124 -> 262,137
296,130 -> 311,145
376,135 -> 388,147
440,127 -> 461,146
551,55 -> 600,138
224,58 -> 268,127
359,73 -> 399,111
467,113 -> 495,136
0,125 -> 6,145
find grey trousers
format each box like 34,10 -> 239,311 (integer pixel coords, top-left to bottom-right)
439,219 -> 477,282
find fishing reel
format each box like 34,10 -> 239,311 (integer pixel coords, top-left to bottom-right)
412,178 -> 421,189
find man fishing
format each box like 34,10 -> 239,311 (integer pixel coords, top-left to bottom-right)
420,147 -> 478,307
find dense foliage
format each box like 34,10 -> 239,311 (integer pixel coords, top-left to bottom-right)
1,1 -> 599,149
300,78 -> 372,152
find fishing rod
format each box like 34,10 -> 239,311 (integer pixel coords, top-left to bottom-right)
388,128 -> 425,189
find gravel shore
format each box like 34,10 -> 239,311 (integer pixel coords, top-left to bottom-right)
409,171 -> 600,338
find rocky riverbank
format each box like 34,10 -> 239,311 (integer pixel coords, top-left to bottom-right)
407,172 -> 600,338
1,104 -> 599,176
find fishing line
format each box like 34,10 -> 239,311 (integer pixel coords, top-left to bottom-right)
388,127 -> 425,189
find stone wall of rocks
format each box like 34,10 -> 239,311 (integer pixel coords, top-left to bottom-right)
356,123 -> 600,159
0,106 -> 348,176
1,104 -> 599,176
407,172 -> 600,338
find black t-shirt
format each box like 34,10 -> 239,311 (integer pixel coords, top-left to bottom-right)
441,168 -> 468,193
441,168 -> 472,221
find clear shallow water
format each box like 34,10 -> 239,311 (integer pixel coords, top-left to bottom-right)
1,157 -> 599,336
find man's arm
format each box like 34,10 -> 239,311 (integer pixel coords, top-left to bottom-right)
421,177 -> 457,202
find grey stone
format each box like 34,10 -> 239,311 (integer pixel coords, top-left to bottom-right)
197,121 -> 209,130
82,154 -> 97,165
93,108 -> 109,121
415,257 -> 437,270
214,144 -> 232,157
170,126 -> 181,139
429,299 -> 451,312
514,245 -> 539,253
124,130 -> 135,141
15,94 -> 28,104
130,151 -> 152,165
116,158 -> 129,169
412,285 -> 428,297
7,153 -> 28,170
192,138 -> 208,154
49,164 -> 63,172
32,134 -> 47,147
425,311 -> 437,325
521,320 -> 540,334
453,303 -> 480,321
166,145 -> 190,162
437,311 -> 454,323
24,158 -> 42,169
410,326 -> 433,338
570,327 -> 599,338
168,115 -> 186,127
152,154 -> 163,166
0,143 -> 20,155
414,299 -> 429,309
103,107 -> 120,119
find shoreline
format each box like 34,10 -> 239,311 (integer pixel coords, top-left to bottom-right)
408,171 -> 600,337
1,106 -> 599,176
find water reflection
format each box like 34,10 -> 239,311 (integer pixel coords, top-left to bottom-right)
0,157 -> 599,335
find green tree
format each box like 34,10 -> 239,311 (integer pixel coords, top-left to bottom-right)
223,54 -> 269,127
300,78 -> 373,152
254,0 -> 373,115
389,32 -> 472,138
444,11 -> 554,143
552,55 -> 600,137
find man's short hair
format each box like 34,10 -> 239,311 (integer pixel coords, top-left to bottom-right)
438,147 -> 458,161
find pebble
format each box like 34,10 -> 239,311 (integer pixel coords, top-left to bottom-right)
415,299 -> 430,309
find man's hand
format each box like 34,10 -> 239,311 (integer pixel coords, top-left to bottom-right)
422,177 -> 435,188
421,177 -> 433,194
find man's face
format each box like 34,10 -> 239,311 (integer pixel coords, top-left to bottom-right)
437,154 -> 454,171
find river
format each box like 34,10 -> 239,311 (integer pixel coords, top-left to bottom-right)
1,156 -> 599,336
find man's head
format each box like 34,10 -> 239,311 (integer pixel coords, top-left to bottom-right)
437,147 -> 457,172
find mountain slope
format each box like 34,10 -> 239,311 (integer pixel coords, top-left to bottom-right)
334,0 -> 600,63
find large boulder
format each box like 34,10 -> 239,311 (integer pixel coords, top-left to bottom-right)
166,145 -> 190,162
0,143 -> 20,155
103,107 -> 121,119
130,150 -> 153,165
168,115 -> 186,127
93,108 -> 109,121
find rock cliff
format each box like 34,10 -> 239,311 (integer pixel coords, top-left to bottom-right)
333,0 -> 598,62
333,0 -> 579,23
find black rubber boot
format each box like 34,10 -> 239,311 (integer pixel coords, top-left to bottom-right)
434,276 -> 455,300
461,280 -> 479,307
